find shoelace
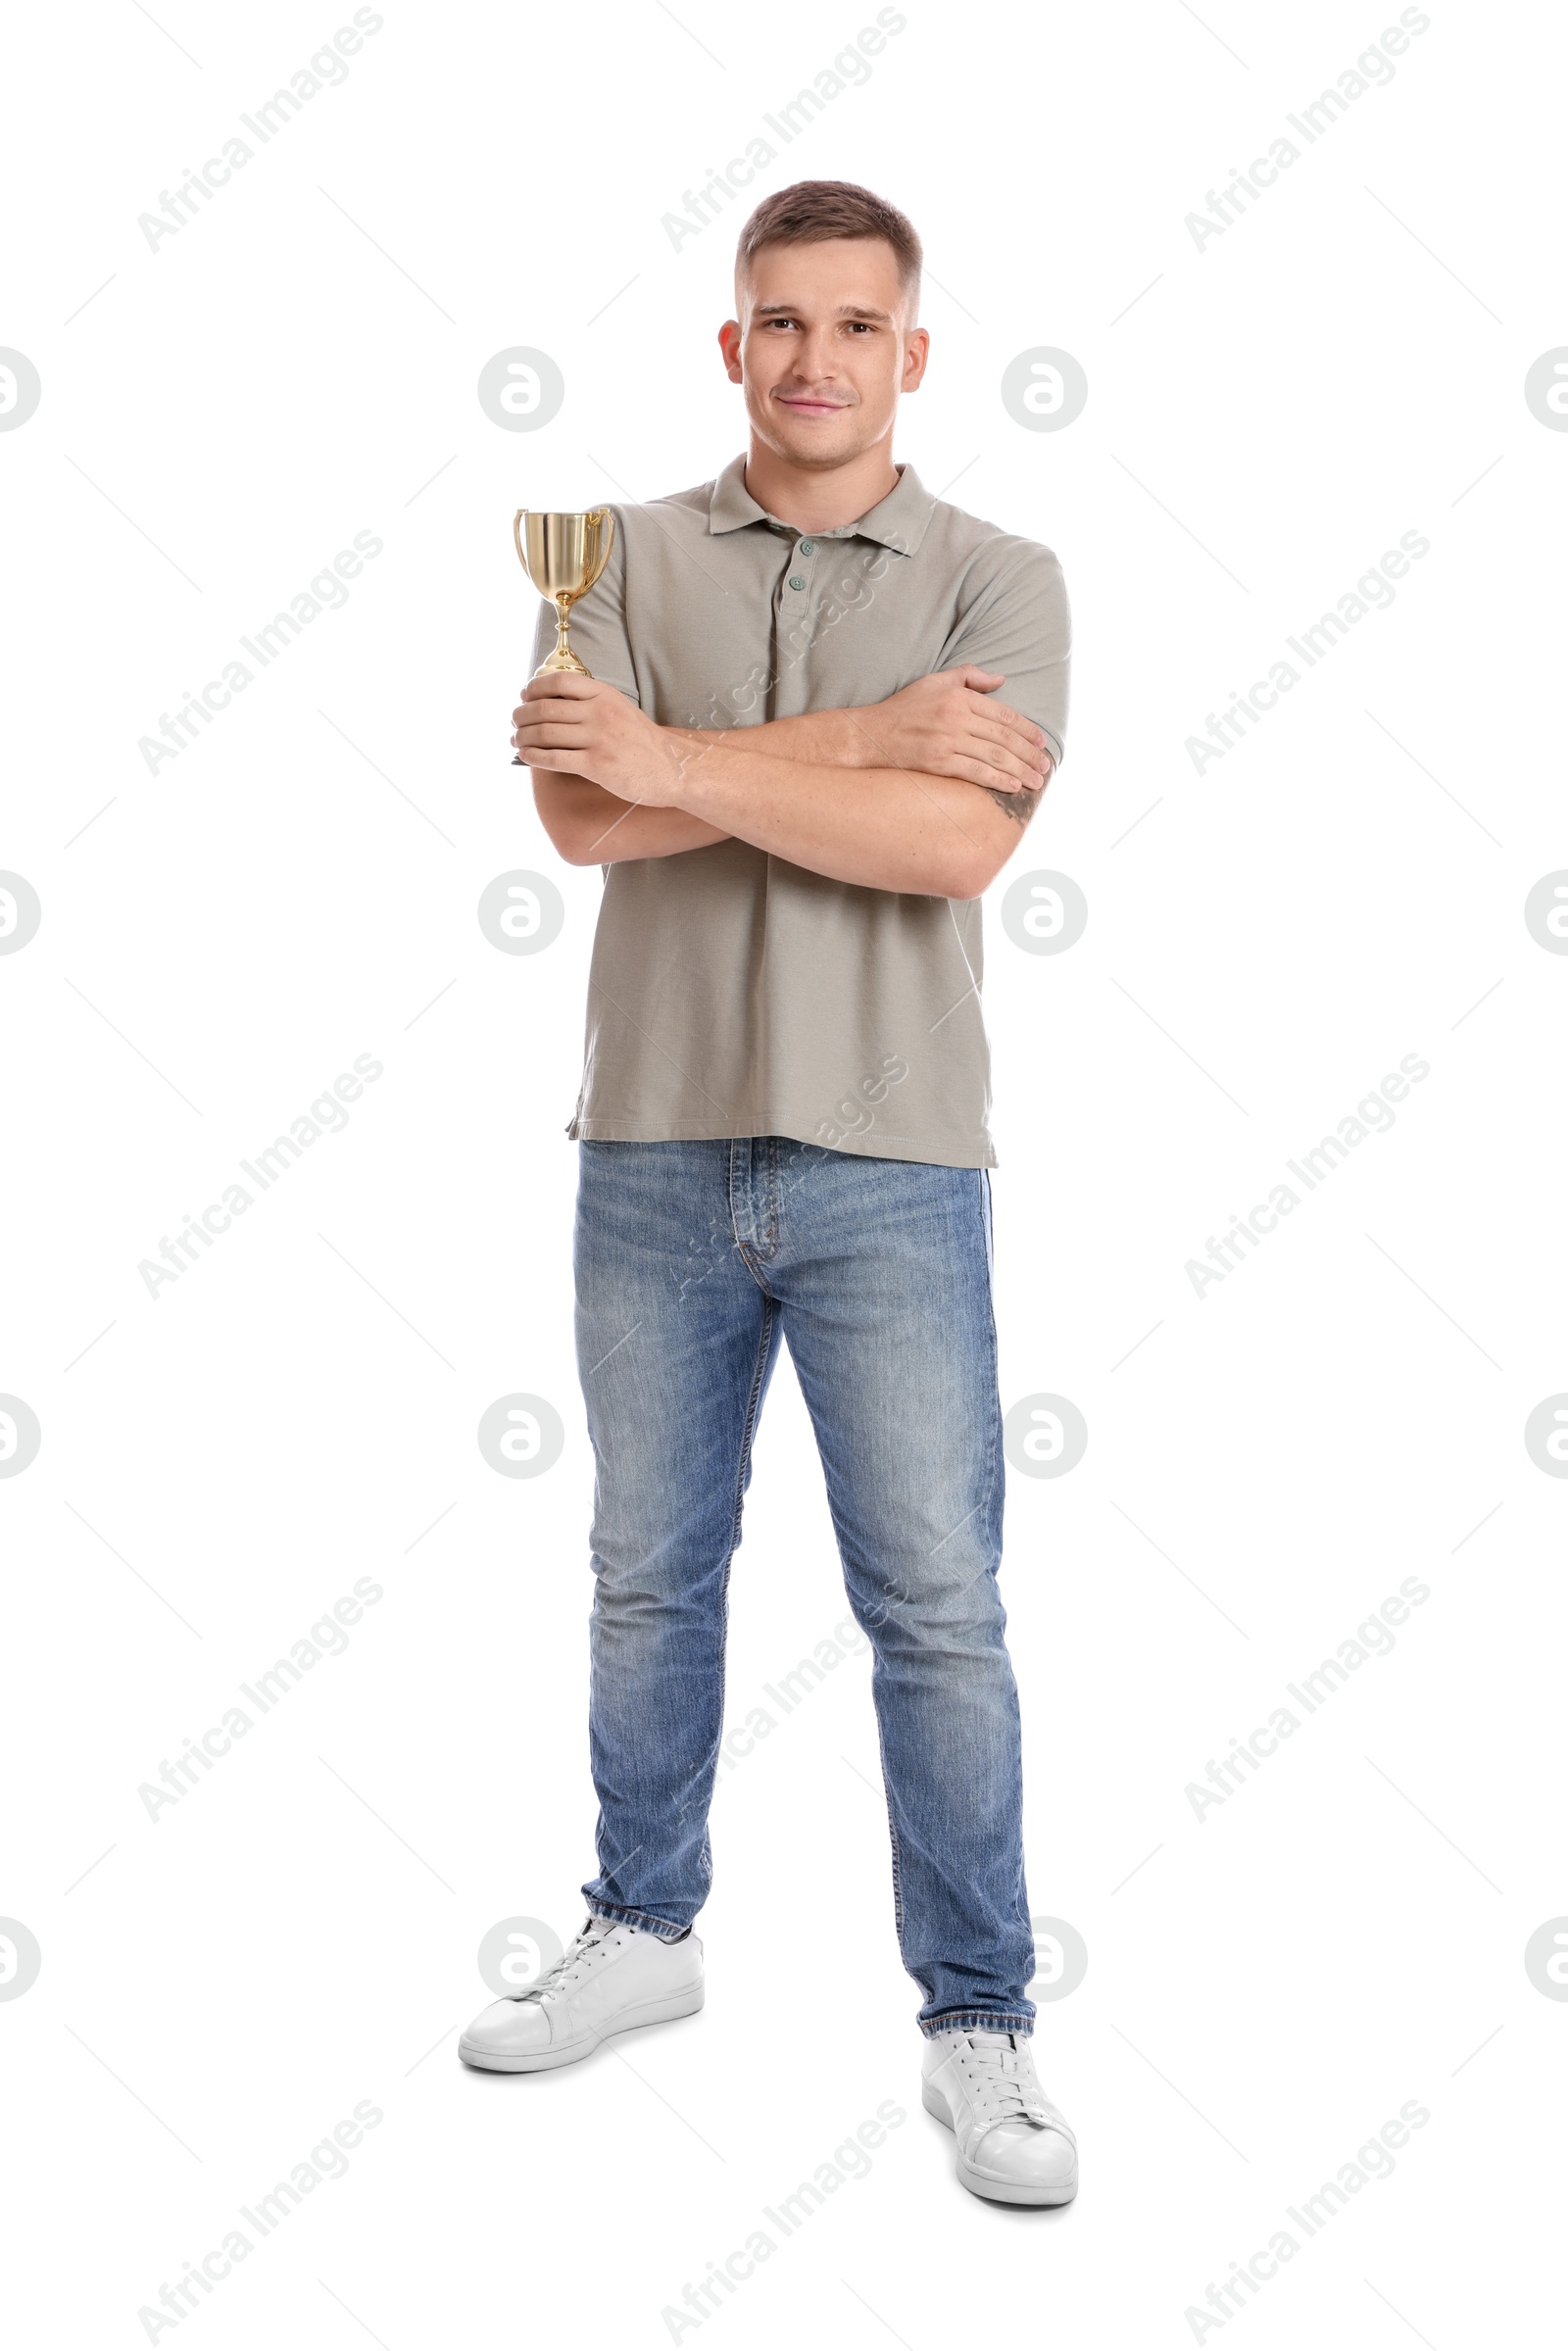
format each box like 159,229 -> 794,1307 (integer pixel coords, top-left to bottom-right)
955,2033 -> 1051,2129
512,1918 -> 620,2005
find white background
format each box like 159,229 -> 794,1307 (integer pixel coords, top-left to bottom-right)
3,0 -> 1565,2343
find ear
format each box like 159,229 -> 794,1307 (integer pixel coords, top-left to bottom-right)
717,318 -> 744,384
902,326 -> 930,392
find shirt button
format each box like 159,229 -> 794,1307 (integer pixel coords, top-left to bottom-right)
799,539 -> 814,555
788,574 -> 806,590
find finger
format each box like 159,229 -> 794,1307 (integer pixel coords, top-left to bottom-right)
949,757 -> 1029,795
954,729 -> 1048,787
513,744 -> 580,770
961,708 -> 1047,757
512,710 -> 590,737
512,723 -> 592,751
954,664 -> 1006,691
514,700 -> 591,728
913,733 -> 1034,790
966,695 -> 1035,741
514,700 -> 587,728
522,672 -> 601,702
960,693 -> 1048,754
514,702 -> 590,726
980,723 -> 1050,775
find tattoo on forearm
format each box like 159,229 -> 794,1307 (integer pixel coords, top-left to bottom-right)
984,783 -> 1041,826
984,755 -> 1053,827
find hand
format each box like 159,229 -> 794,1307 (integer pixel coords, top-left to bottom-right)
846,666 -> 1052,795
511,674 -> 693,807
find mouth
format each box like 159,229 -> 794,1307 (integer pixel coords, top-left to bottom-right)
774,394 -> 852,417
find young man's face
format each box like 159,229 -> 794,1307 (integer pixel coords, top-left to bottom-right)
719,235 -> 928,472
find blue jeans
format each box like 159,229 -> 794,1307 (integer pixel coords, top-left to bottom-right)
572,1135 -> 1035,2037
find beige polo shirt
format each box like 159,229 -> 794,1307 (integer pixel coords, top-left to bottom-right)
531,454 -> 1070,1169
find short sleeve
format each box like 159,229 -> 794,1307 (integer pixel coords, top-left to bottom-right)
937,538 -> 1071,768
524,506 -> 642,706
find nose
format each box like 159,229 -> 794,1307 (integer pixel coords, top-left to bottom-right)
786,329 -> 838,380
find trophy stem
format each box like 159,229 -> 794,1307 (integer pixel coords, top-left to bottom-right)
535,596 -> 590,676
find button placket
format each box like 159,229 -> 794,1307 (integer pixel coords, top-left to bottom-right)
770,526 -> 830,716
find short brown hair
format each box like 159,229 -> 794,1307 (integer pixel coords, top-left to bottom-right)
735,179 -> 922,306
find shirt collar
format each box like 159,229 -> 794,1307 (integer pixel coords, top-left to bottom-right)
707,452 -> 936,557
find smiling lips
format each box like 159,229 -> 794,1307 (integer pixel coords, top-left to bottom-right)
775,393 -> 852,415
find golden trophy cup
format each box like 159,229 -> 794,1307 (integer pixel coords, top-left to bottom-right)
510,507 -> 615,764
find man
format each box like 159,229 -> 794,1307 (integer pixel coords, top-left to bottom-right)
461,180 -> 1076,2208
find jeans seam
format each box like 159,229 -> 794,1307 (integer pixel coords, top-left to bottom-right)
975,1166 -> 1033,1997
727,1294 -> 777,1558
683,1291 -> 777,1907
977,1169 -> 1004,1554
670,1265 -> 777,1908
763,1135 -> 780,1253
729,1137 -> 778,1294
902,1171 -> 1022,2030
869,1697 -> 906,1950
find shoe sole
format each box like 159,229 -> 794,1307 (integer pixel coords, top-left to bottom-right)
459,1983 -> 705,2074
921,2078 -> 1078,2206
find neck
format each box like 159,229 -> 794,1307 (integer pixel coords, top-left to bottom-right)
741,439 -> 901,534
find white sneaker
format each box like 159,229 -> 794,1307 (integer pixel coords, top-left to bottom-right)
921,2028 -> 1078,2205
459,1914 -> 704,2073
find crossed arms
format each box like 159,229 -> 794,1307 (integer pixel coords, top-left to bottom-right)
514,663 -> 1056,902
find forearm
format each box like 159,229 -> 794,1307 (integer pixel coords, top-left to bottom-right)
531,771 -> 729,864
663,734 -> 1003,898
514,668 -> 1051,889
686,709 -> 875,767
